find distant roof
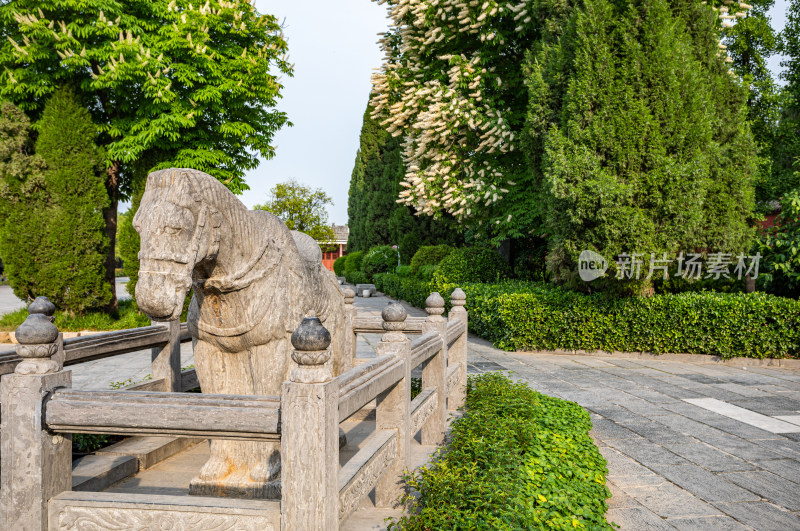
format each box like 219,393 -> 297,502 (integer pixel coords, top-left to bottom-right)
332,224 -> 349,243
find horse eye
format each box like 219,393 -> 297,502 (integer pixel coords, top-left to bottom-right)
164,226 -> 182,235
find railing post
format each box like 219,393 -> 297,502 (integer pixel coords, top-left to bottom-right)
281,316 -> 339,530
341,286 -> 357,370
1,304 -> 71,531
151,319 -> 181,392
421,292 -> 447,445
448,288 -> 468,410
374,302 -> 410,507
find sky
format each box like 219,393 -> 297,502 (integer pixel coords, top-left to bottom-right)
157,0 -> 791,226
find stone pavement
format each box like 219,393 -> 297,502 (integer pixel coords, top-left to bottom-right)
11,286 -> 800,529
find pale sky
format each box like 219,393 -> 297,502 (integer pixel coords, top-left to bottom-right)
122,1 -> 792,224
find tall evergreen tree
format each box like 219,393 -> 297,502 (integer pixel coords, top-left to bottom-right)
773,0 -> 800,193
0,101 -> 46,301
347,100 -> 457,262
526,0 -> 757,293
34,87 -> 111,312
725,0 -> 784,203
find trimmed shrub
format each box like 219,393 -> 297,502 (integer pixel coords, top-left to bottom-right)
410,244 -> 454,274
416,264 -> 438,281
395,265 -> 414,277
363,245 -> 399,277
374,273 -> 431,308
433,247 -> 511,289
344,251 -> 364,275
441,281 -> 800,359
345,270 -> 369,286
389,372 -> 611,529
333,255 -> 347,276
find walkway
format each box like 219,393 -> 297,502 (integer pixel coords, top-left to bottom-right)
6,288 -> 799,529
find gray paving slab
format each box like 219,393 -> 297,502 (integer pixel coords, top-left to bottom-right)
721,470 -> 800,511
714,501 -> 800,531
666,515 -> 754,530
647,464 -> 760,503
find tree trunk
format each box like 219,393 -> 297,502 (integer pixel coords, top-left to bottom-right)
103,161 -> 120,312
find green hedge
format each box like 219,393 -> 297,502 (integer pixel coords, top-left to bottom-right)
433,246 -> 511,287
363,245 -> 399,277
442,281 -> 800,359
333,255 -> 347,276
344,251 -> 364,275
389,373 -> 611,530
374,273 -> 432,309
410,244 -> 454,274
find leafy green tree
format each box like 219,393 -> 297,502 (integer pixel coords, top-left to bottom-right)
348,100 -> 458,261
0,101 -> 46,301
756,188 -> 800,296
772,0 -> 800,194
526,0 -> 757,293
0,0 -> 293,309
255,180 -> 336,244
34,87 -> 111,312
724,0 -> 784,203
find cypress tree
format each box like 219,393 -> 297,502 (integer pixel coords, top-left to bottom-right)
772,0 -> 800,194
34,88 -> 111,312
0,101 -> 46,300
526,0 -> 756,293
347,99 -> 458,261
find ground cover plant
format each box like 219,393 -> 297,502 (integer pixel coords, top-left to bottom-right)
389,372 -> 612,530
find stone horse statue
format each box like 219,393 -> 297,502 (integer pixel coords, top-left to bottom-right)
134,168 -> 349,499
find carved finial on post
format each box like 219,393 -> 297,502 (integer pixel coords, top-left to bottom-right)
425,292 -> 445,323
15,309 -> 60,375
290,316 -> 333,384
28,296 -> 56,320
380,301 -> 408,344
450,288 -> 466,315
341,286 -> 355,306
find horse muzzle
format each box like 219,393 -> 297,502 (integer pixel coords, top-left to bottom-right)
136,270 -> 192,321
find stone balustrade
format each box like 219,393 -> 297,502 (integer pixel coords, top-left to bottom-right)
0,289 -> 469,530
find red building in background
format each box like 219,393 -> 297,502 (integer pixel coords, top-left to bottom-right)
321,224 -> 348,272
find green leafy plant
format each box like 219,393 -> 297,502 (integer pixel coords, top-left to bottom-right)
395,265 -> 414,277
410,245 -> 454,274
362,245 -> 399,277
345,270 -> 369,286
756,189 -> 800,297
254,180 -> 336,245
433,247 -> 511,289
344,251 -> 364,275
333,255 -> 347,276
389,372 -> 611,530
0,298 -> 152,332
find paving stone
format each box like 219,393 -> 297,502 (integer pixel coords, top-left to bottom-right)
660,442 -> 754,472
606,507 -> 674,530
616,419 -> 699,445
702,436 -> 789,463
606,480 -> 640,509
620,482 -> 723,519
726,396 -> 800,417
652,414 -> 732,442
666,515 -> 753,530
647,464 -> 759,503
714,501 -> 800,531
753,458 -> 800,484
607,438 -> 689,466
721,470 -> 800,511
590,419 -> 642,440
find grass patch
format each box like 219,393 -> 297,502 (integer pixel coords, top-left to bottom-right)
389,372 -> 612,530
0,298 -> 151,332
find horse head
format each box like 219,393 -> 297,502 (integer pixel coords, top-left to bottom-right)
133,169 -> 222,321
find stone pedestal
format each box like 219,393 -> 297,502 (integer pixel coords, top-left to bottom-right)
374,302 -> 410,507
280,317 -> 339,530
422,293 -> 447,445
448,288 -> 468,410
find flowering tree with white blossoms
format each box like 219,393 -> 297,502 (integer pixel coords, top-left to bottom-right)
370,0 -> 564,239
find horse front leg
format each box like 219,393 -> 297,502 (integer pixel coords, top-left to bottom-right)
189,338 -> 286,499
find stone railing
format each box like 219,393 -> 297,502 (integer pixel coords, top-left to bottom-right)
0,289 -> 468,530
0,296 -> 193,391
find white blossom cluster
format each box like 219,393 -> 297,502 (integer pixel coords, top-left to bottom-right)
371,0 -> 534,222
